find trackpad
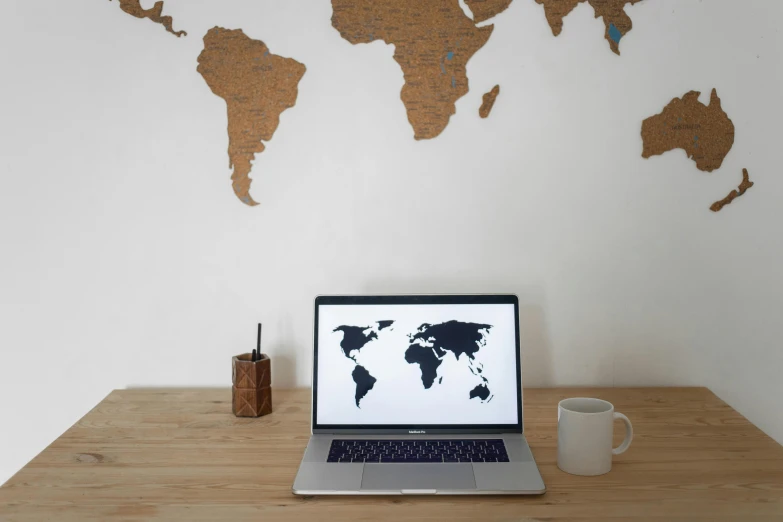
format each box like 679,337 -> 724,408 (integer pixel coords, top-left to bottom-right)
361,464 -> 476,491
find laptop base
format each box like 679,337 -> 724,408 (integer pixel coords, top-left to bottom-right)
292,434 -> 546,495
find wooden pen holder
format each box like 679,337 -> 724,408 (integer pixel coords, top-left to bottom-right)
232,353 -> 272,417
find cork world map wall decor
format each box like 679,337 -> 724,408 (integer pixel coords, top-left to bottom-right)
103,0 -> 757,214
197,28 -> 306,206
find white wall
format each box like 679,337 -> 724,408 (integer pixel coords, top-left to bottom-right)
1,0 -> 782,485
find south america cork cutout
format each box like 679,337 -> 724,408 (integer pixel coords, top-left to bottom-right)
197,28 -> 306,206
641,89 -> 735,172
479,85 -> 500,118
535,0 -> 643,55
711,169 -> 754,213
465,0 -> 515,23
331,0 -> 494,140
109,0 -> 186,37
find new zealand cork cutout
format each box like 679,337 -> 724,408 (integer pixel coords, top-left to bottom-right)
642,89 -> 735,172
109,0 -> 186,37
535,0 -> 643,55
331,0 -> 494,140
197,28 -> 306,206
480,85 -> 500,118
711,169 -> 754,213
465,0 -> 515,23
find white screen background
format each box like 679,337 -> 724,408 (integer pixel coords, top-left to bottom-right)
316,303 -> 519,426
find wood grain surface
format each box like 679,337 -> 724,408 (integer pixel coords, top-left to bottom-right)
2,387 -> 782,521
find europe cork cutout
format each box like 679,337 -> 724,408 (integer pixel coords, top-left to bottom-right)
109,0 -> 186,37
197,28 -> 306,206
479,85 -> 500,118
535,0 -> 643,55
465,0 -> 515,24
641,89 -> 735,172
331,0 -> 494,140
711,169 -> 754,213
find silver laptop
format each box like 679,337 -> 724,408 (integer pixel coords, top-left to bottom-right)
292,294 -> 546,495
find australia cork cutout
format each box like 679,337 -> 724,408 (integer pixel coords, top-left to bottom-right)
479,85 -> 500,118
109,0 -> 186,37
711,169 -> 754,212
465,0 -> 515,23
331,0 -> 494,140
641,89 -> 735,172
197,28 -> 306,206
535,0 -> 643,54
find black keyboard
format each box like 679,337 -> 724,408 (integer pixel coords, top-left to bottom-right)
327,439 -> 509,463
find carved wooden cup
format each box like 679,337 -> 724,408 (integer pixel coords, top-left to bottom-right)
232,354 -> 272,417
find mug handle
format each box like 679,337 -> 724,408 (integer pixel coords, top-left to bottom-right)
612,412 -> 633,455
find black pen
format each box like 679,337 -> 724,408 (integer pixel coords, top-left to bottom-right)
252,348 -> 257,362
257,323 -> 262,361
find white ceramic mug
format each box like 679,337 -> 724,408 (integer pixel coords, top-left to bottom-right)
557,397 -> 633,476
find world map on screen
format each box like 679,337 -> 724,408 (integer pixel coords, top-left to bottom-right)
333,320 -> 494,407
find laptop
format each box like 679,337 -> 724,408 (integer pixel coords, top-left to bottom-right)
292,294 -> 546,495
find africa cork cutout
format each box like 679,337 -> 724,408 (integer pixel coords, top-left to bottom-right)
479,85 -> 500,118
331,0 -> 494,140
197,28 -> 306,206
109,0 -> 186,37
465,0 -> 515,23
535,0 -> 643,55
711,169 -> 754,213
641,89 -> 735,172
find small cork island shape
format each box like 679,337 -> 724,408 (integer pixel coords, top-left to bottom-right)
479,85 -> 500,118
711,169 -> 754,213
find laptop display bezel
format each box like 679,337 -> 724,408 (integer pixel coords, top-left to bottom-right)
311,294 -> 523,434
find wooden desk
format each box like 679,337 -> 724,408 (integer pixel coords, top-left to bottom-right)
2,388 -> 782,521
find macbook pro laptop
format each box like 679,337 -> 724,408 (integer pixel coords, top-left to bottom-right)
292,294 -> 546,495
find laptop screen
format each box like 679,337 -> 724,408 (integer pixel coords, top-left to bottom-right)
312,295 -> 522,433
